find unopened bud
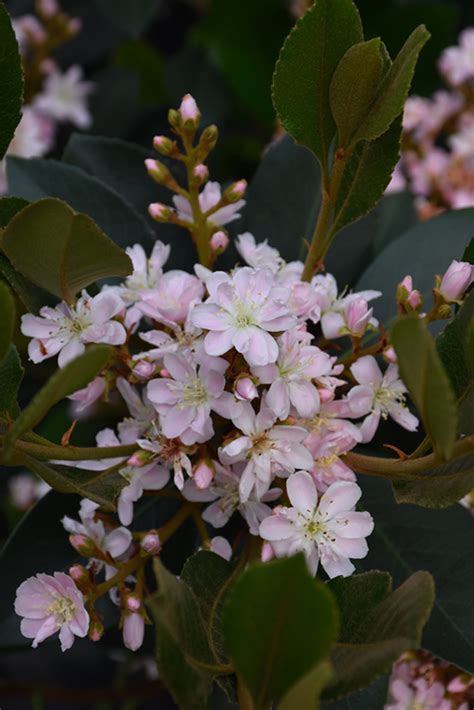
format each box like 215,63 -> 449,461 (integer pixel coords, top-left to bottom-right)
89,619 -> 104,642
224,179 -> 247,202
193,163 -> 209,183
383,346 -> 397,364
127,450 -> 149,467
69,564 -> 88,583
37,0 -> 58,18
68,18 -> 82,34
153,135 -> 174,156
439,260 -> 473,302
145,158 -> 171,184
160,367 -> 171,378
126,594 -> 142,612
132,359 -> 155,381
69,534 -> 98,557
261,542 -> 274,563
141,531 -> 162,555
344,298 -> 372,336
235,376 -> 258,401
210,230 -> 229,252
397,274 -> 423,312
179,94 -> 200,126
148,202 -> 174,222
197,125 -> 219,156
318,388 -> 333,403
194,461 -> 214,489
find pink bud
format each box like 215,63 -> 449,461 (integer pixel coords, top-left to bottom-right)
235,376 -> 258,401
126,595 -> 141,612
225,179 -> 247,202
68,18 -> 82,34
344,298 -> 372,336
132,360 -> 155,380
193,163 -> 209,181
69,564 -> 87,582
160,368 -> 171,378
439,260 -> 473,301
399,275 -> 413,292
127,452 -> 145,467
210,231 -> 229,251
89,623 -> 104,642
145,158 -> 170,184
141,531 -> 161,555
69,534 -> 96,557
319,388 -> 333,403
148,203 -> 173,221
407,289 -> 422,309
38,0 -> 58,17
153,135 -> 174,155
261,542 -> 274,563
194,461 -> 214,489
383,346 -> 397,364
179,94 -> 200,123
123,612 -> 145,652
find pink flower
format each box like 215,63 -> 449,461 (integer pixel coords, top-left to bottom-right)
251,330 -> 333,420
439,260 -> 473,302
147,351 -> 237,444
386,676 -> 451,710
173,181 -> 245,227
343,298 -> 375,337
123,611 -> 145,651
235,232 -> 283,272
15,572 -> 89,651
179,93 -> 200,123
117,461 -> 170,526
138,270 -> 204,327
192,267 -> 295,366
62,499 -> 132,560
397,275 -> 422,311
347,356 -> 419,442
21,290 -> 126,367
305,429 -> 358,493
33,65 -> 94,128
220,402 -> 313,501
438,29 -> 474,86
259,473 -> 374,577
311,274 -> 380,340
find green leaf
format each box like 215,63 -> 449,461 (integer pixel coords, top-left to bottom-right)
353,25 -> 430,144
0,345 -> 23,418
392,453 -> 474,508
272,0 -> 363,173
360,475 -> 474,673
1,198 -> 132,301
322,674 -> 389,709
462,237 -> 474,264
6,157 -> 155,249
330,39 -> 386,148
324,571 -> 434,699
392,316 -> 457,459
371,191 -> 417,256
222,555 -> 339,708
278,661 -> 334,710
3,344 -> 113,454
0,253 -> 51,313
0,196 -> 28,227
0,280 -> 14,362
113,39 -> 164,105
17,455 -> 125,510
356,208 -> 474,323
0,2 -> 23,159
331,117 -> 401,235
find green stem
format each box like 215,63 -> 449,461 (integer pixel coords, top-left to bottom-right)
182,134 -> 213,268
10,440 -> 138,462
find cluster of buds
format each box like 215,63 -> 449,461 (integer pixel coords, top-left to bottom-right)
146,94 -> 247,265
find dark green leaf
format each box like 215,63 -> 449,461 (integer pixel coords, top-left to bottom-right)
222,555 -> 339,707
0,280 -> 14,361
356,208 -> 474,323
360,475 -> 474,673
2,198 -> 132,301
392,453 -> 474,508
278,660 -> 333,710
392,316 -> 457,459
0,253 -> 51,313
371,191 -> 417,256
0,2 -> 23,159
3,344 -> 113,453
330,39 -> 386,147
353,25 -> 430,143
93,0 -> 159,37
324,571 -> 434,699
462,237 -> 474,264
113,39 -> 164,105
6,157 -> 155,249
0,196 -> 28,227
322,674 -> 389,709
332,117 -> 401,234
0,345 -> 23,418
272,0 -> 363,172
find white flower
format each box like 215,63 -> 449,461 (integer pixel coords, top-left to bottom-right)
21,291 -> 126,367
235,232 -> 283,272
347,356 -> 419,442
312,274 -> 381,340
172,181 -> 245,226
62,499 -> 132,560
259,472 -> 374,578
33,65 -> 94,128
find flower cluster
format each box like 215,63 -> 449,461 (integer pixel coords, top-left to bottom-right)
0,0 -> 92,193
387,28 -> 474,218
13,95 -> 473,656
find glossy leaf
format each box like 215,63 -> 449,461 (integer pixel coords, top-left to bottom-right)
222,555 -> 339,707
330,39 -> 386,147
0,2 -> 23,159
6,157 -> 155,249
272,0 -> 363,173
324,571 -> 434,699
3,344 -> 113,454
1,198 -> 132,301
392,316 -> 457,460
360,475 -> 474,673
353,25 -> 430,143
0,345 -> 23,418
0,281 -> 15,362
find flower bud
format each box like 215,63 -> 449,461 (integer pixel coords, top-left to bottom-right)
123,612 -> 145,651
235,376 -> 258,401
383,346 -> 397,364
210,230 -> 229,252
145,158 -> 171,184
197,125 -> 219,156
69,564 -> 89,584
224,179 -> 247,202
179,94 -> 200,125
126,594 -> 142,612
160,367 -> 171,378
318,388 -> 333,403
141,531 -> 162,555
397,274 -> 423,312
132,359 -> 155,381
261,542 -> 274,563
127,449 -> 149,467
148,202 -> 174,222
344,298 -> 373,336
168,108 -> 181,129
193,163 -> 209,183
69,534 -> 99,557
194,461 -> 214,489
153,135 -> 175,156
89,619 -> 104,642
439,260 -> 473,302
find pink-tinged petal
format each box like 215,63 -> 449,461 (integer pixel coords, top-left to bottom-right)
57,338 -> 85,367
320,550 -> 355,579
204,329 -> 235,356
287,471 -> 318,514
270,425 -> 308,442
118,494 -> 134,526
267,379 -> 290,420
161,406 -> 195,439
305,546 -> 320,576
59,624 -> 75,651
350,355 -> 383,386
359,412 -> 380,443
318,481 -> 362,518
388,403 -> 419,432
212,391 -> 240,419
14,592 -> 50,618
209,536 -> 232,560
164,353 -> 195,381
239,461 -> 256,502
321,312 -> 345,339
347,385 -> 374,417
140,464 -> 170,490
84,321 -> 126,345
123,612 -> 145,651
147,378 -> 181,407
231,401 -> 256,435
199,181 -> 221,211
20,617 -> 48,639
30,615 -> 58,647
238,327 -> 278,366
204,369 -> 225,398
251,363 -> 278,384
333,537 -> 369,559
255,405 -> 276,433
191,303 -> 227,330
221,435 -> 252,459
104,527 -> 132,558
259,514 -> 295,540
21,314 -> 58,338
202,500 -> 233,528
90,291 -> 124,322
288,380 -> 320,418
